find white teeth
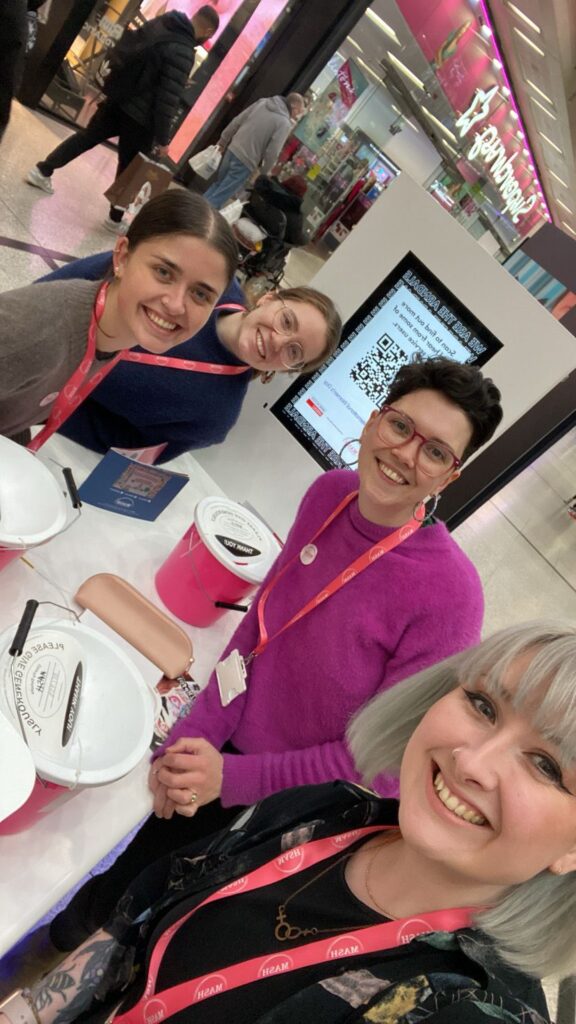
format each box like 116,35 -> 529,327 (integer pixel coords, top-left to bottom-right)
379,463 -> 406,485
256,331 -> 266,358
146,309 -> 177,330
433,772 -> 486,825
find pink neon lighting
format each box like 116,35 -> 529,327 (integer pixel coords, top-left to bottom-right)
169,0 -> 290,163
476,0 -> 551,220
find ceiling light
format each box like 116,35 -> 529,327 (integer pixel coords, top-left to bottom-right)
549,170 -> 568,188
531,96 -> 557,120
502,86 -> 511,97
556,198 -> 574,215
404,118 -> 420,133
507,2 -> 542,34
386,51 -> 425,90
480,24 -> 492,38
422,106 -> 458,142
492,58 -> 502,69
441,138 -> 459,157
539,131 -> 563,154
356,57 -> 383,85
513,26 -> 545,56
510,109 -> 518,119
522,148 -> 529,155
562,221 -> 576,236
516,130 -> 524,139
391,103 -> 402,115
346,36 -> 363,53
525,78 -> 553,104
366,8 -> 400,45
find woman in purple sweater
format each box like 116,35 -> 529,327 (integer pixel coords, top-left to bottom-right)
27,355 -> 502,963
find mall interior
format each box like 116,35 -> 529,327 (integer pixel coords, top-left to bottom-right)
1,0 -> 576,1021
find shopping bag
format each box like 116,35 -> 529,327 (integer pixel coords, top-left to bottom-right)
104,153 -> 173,211
219,198 -> 244,226
189,144 -> 222,179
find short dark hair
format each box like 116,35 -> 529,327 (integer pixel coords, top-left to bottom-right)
193,6 -> 219,34
125,190 -> 238,287
385,355 -> 503,461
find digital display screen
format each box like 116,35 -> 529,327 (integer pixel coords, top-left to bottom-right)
272,252 -> 503,471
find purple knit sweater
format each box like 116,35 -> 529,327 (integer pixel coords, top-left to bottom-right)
163,470 -> 484,807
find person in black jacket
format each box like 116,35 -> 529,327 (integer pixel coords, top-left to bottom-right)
24,5 -> 219,231
0,0 -> 27,143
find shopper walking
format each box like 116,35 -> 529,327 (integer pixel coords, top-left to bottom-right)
203,92 -> 306,209
24,6 -> 219,231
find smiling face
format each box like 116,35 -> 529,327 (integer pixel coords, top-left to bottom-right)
398,656 -> 576,897
357,388 -> 473,526
112,234 -> 229,353
232,293 -> 327,372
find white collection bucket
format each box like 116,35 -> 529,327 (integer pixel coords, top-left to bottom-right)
0,621 -> 156,832
0,436 -> 70,572
155,497 -> 281,627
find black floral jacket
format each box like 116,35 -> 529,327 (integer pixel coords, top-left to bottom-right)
102,781 -> 550,1024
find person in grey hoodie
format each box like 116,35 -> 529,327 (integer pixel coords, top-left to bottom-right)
203,92 -> 306,209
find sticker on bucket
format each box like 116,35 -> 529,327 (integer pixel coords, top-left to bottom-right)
215,535 -> 261,558
0,631 -> 85,756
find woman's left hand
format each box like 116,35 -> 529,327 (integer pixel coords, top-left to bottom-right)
154,737 -> 224,817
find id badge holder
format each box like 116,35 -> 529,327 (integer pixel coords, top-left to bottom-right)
216,649 -> 247,707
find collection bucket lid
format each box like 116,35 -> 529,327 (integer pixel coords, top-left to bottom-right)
0,436 -> 69,548
0,621 -> 155,787
193,497 -> 281,585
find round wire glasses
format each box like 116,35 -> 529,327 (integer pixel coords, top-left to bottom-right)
272,301 -> 306,370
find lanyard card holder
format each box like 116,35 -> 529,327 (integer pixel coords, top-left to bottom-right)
74,574 -> 199,747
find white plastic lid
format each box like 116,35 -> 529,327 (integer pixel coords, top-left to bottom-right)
0,621 -> 155,787
194,497 -> 281,585
0,436 -> 69,548
0,714 -> 36,823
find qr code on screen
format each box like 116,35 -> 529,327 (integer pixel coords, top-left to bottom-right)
349,334 -> 409,405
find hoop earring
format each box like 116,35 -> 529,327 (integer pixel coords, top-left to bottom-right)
413,493 -> 440,523
338,438 -> 361,468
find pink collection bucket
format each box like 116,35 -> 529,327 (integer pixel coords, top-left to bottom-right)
0,780 -> 67,835
155,497 -> 281,627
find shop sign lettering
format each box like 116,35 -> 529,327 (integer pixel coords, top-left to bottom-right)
455,87 -> 538,223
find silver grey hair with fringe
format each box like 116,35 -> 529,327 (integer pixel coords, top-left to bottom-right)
347,620 -> 576,979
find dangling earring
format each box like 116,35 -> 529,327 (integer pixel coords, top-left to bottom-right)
413,493 -> 441,523
339,438 -> 361,467
259,370 -> 276,384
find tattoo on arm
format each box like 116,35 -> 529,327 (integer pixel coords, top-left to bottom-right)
29,932 -> 118,1024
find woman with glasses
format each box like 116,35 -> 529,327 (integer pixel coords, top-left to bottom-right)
31,249 -> 341,461
12,357 -> 503,980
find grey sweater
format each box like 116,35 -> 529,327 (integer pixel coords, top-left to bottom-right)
220,96 -> 293,176
0,278 -> 101,439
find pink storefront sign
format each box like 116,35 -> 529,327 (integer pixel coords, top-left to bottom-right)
169,0 -> 291,164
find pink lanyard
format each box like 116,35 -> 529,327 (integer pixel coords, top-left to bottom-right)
27,298 -> 250,453
252,491 -> 422,658
112,827 -> 474,1024
121,303 -> 251,376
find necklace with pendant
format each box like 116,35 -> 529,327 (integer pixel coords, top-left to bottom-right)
274,835 -> 399,942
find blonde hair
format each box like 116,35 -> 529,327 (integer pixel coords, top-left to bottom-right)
348,621 -> 576,978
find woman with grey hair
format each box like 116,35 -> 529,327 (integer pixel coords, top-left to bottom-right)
2,620 -> 574,1024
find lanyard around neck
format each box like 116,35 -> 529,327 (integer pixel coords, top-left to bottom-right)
121,301 -> 251,376
252,491 -> 423,658
111,827 -> 474,1024
27,298 -> 250,452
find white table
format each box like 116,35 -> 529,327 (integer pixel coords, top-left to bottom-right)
0,436 -> 241,957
